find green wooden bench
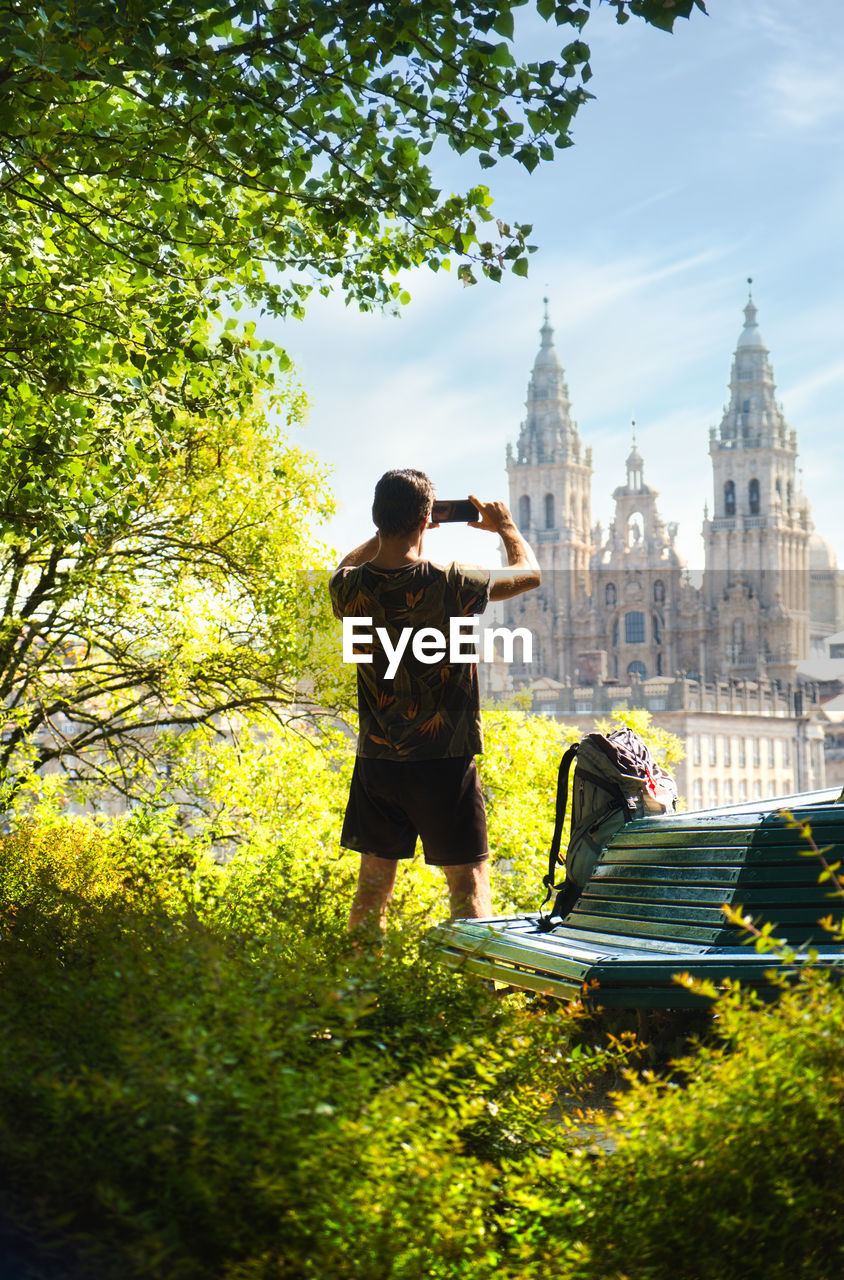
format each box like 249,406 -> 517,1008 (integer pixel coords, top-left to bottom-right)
432,788 -> 844,1008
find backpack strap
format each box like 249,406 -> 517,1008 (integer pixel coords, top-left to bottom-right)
537,744 -> 578,924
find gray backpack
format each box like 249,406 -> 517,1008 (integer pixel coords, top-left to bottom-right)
538,727 -> 677,927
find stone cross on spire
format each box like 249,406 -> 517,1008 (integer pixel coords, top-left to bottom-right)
539,295 -> 553,349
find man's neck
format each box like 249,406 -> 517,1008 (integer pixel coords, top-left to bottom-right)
369,530 -> 425,569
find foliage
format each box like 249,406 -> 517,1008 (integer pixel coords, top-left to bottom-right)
0,387 -> 344,802
480,699 -> 578,911
0,0 -> 704,800
10,796 -> 844,1280
9,710 -> 844,1280
0,0 -> 708,543
609,0 -> 706,30
0,805 -> 617,1280
0,0 -> 707,321
502,968 -> 844,1280
478,701 -> 684,914
26,694 -> 678,919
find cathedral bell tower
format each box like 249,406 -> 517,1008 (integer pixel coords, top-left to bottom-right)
703,286 -> 811,681
504,302 -> 593,679
591,433 -> 699,683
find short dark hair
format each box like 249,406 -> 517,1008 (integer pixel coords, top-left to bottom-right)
372,469 -> 434,537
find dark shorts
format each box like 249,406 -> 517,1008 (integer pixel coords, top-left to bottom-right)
340,756 -> 489,866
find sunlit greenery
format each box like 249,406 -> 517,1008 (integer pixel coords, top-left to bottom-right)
0,384 -> 346,804
17,4 -> 844,1278
3,733 -> 844,1279
0,788 -> 615,1279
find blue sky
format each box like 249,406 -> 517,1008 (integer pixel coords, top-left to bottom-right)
272,0 -> 844,572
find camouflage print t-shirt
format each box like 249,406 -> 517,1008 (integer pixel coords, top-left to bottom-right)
329,560 -> 491,760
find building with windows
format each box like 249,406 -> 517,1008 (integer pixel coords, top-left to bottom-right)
519,673 -> 828,802
489,292 -> 843,802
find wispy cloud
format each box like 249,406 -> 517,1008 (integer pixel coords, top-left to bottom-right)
763,61 -> 844,132
783,358 -> 844,414
730,1 -> 844,134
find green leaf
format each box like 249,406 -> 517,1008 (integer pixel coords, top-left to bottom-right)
492,12 -> 515,39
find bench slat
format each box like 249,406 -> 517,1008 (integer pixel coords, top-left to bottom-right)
572,895 -> 839,924
608,827 -> 844,852
595,844 -> 837,866
580,881 -> 844,909
570,898 -> 733,925
620,804 -> 843,836
591,862 -> 828,886
545,923 -> 714,955
561,911 -> 730,944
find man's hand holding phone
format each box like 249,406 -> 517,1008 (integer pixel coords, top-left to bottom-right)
429,496 -> 520,532
465,495 -> 519,535
429,498 -> 481,526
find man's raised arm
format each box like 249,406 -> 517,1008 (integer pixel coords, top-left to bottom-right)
330,535 -> 380,580
468,496 -> 540,601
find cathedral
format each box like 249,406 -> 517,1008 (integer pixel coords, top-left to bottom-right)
501,292 -> 844,692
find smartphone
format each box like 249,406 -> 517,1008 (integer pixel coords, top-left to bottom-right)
431,499 -> 481,524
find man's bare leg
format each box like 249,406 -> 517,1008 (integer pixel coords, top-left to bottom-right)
348,853 -> 399,935
442,861 -> 492,920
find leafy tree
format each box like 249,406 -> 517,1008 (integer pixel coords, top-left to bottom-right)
0,383 -> 346,802
1,0 -> 707,313
0,0 -> 705,794
0,0 -> 706,539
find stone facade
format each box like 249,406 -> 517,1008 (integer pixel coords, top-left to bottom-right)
527,674 -> 826,804
492,293 -> 844,803
702,296 -> 812,682
504,306 -> 593,681
501,294 -> 844,691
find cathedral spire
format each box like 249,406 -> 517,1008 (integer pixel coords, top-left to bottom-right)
625,420 -> 644,492
717,286 -> 784,447
540,295 -> 553,349
514,301 -> 580,464
738,277 -> 764,350
705,287 -> 813,681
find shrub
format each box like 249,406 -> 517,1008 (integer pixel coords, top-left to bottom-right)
0,809 -> 614,1280
502,968 -> 844,1280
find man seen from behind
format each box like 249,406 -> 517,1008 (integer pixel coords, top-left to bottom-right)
329,468 -> 540,935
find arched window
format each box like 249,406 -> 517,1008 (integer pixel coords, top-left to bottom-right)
519,495 -> 531,528
724,480 -> 736,517
653,579 -> 665,604
732,618 -> 745,648
749,478 -> 760,515
627,660 -> 647,680
544,493 -> 554,529
625,611 -> 645,644
605,583 -> 617,607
